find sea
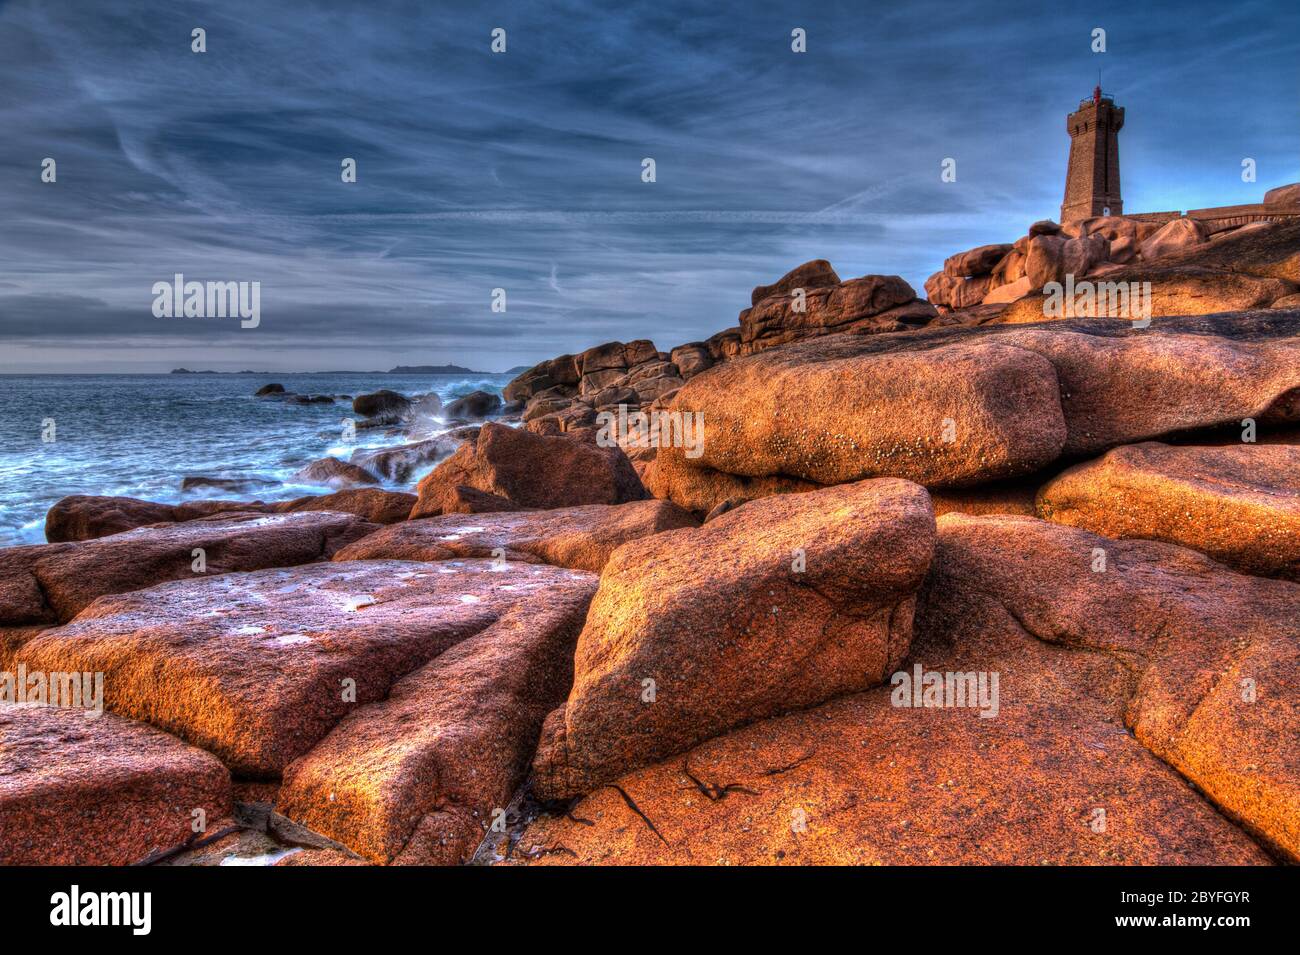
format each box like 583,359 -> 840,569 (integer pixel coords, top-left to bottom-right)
0,372 -> 512,548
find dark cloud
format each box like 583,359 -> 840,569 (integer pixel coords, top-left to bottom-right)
1,0 -> 1297,371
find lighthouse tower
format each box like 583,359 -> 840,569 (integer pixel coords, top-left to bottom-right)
1061,86 -> 1124,222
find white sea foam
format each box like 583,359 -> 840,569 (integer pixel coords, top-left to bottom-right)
0,372 -> 511,548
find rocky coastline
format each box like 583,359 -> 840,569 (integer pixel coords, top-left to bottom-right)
3,198 -> 1298,867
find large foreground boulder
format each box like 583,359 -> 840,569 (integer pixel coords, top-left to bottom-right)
511,512 -> 1290,864
512,571 -> 1271,865
411,422 -> 646,517
277,595 -> 591,865
336,500 -> 698,572
16,559 -> 597,777
2,511 -> 378,626
1036,442 -> 1300,579
0,703 -> 231,865
531,479 -> 935,801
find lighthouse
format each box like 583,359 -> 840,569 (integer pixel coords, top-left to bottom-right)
1061,86 -> 1124,222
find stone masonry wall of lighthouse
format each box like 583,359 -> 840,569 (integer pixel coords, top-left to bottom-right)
1061,94 -> 1124,222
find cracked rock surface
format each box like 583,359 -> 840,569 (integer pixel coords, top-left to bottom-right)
277,590 -> 594,864
513,515 -> 1293,865
17,558 -> 596,777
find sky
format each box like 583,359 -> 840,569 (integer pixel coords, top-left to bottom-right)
1,0 -> 1297,373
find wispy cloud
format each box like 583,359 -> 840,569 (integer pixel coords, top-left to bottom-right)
0,0 -> 1297,371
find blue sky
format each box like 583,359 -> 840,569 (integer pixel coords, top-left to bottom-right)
1,0 -> 1297,372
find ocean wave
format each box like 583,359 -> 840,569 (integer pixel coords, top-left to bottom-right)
0,373 -> 511,546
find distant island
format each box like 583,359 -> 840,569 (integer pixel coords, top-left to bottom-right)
171,364 -> 530,376
388,364 -> 483,375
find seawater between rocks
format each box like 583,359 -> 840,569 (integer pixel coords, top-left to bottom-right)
0,372 -> 512,547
